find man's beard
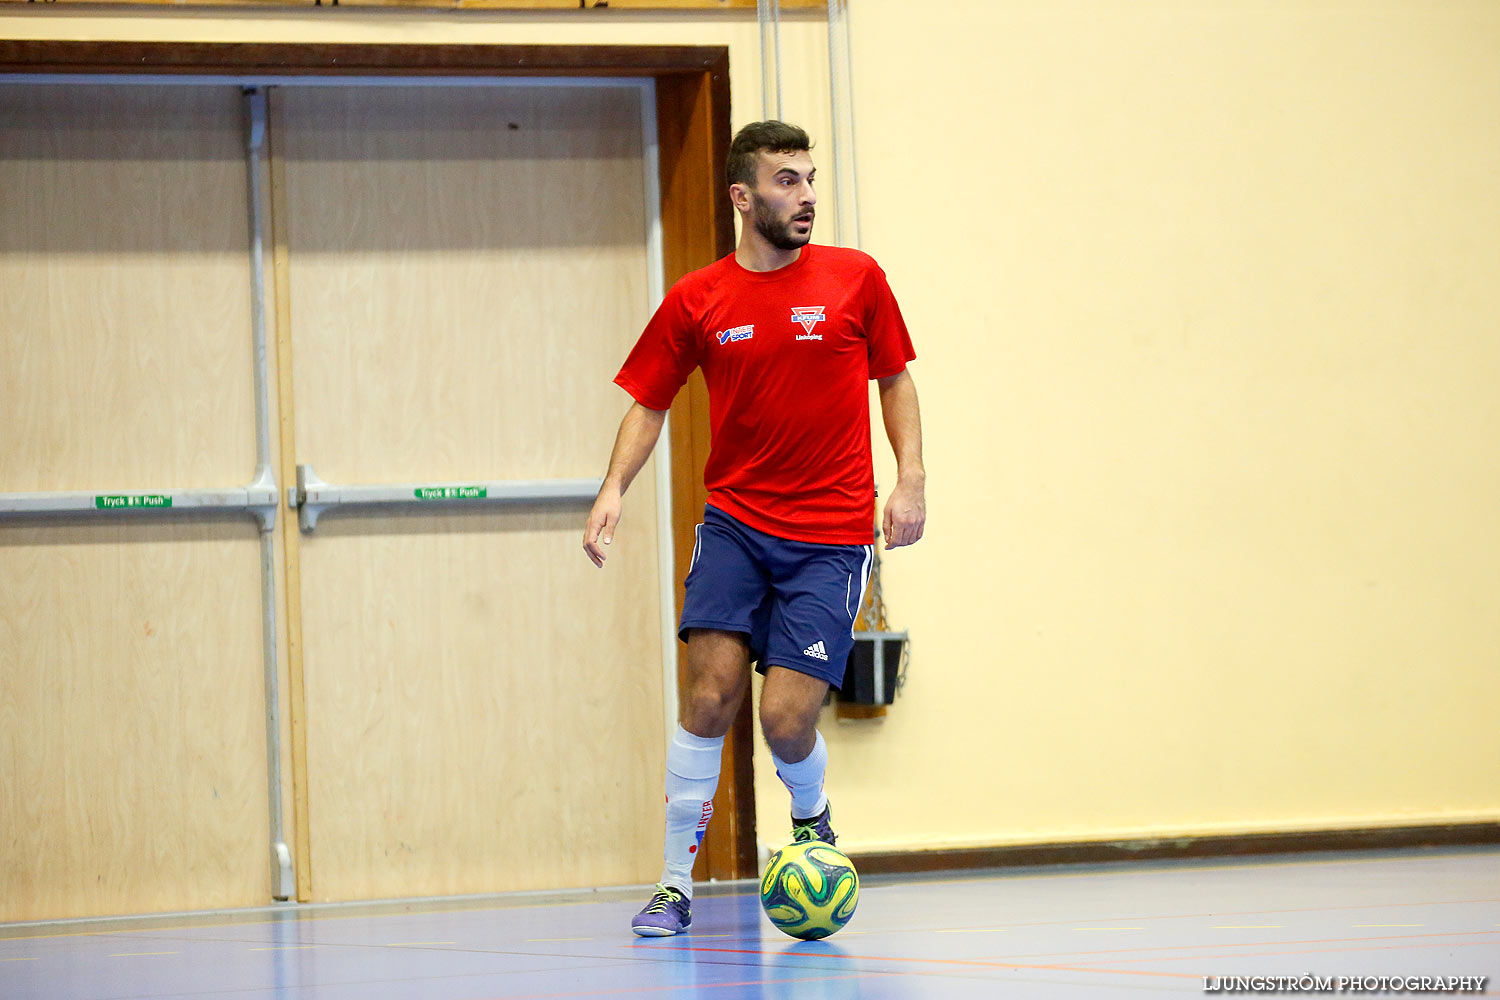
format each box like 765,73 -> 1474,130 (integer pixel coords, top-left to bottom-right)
751,194 -> 813,251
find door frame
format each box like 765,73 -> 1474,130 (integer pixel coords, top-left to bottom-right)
0,39 -> 759,886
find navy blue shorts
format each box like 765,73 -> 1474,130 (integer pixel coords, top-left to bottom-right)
679,505 -> 875,688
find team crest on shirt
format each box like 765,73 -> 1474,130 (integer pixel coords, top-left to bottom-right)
791,306 -> 826,339
715,324 -> 754,345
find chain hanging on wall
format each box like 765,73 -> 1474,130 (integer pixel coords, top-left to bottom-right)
846,494 -> 909,707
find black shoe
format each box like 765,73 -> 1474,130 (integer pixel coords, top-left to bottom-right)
791,803 -> 836,845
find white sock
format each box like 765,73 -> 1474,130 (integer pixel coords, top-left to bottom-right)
770,729 -> 828,820
660,725 -> 723,899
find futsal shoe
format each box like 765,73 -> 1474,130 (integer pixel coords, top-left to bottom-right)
791,803 -> 837,845
631,883 -> 692,936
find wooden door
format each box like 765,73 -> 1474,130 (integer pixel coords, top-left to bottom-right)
274,83 -> 670,901
0,84 -> 274,921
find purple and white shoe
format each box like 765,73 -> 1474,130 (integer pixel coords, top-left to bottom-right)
631,883 -> 691,937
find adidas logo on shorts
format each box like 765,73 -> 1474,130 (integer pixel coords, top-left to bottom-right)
802,640 -> 829,661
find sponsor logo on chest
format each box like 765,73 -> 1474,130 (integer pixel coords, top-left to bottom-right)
792,306 -> 826,340
715,324 -> 755,345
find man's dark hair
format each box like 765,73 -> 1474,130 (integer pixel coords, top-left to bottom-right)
726,120 -> 813,188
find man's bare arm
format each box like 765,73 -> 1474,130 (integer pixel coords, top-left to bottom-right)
583,402 -> 668,568
876,369 -> 926,548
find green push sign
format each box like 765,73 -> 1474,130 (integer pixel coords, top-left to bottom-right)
95,494 -> 173,509
414,486 -> 487,501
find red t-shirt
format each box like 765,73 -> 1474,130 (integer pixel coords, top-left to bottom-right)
615,244 -> 915,544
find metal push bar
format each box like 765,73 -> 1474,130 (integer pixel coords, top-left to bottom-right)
292,464 -> 602,533
0,472 -> 279,528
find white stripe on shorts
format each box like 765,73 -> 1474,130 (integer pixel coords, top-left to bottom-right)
847,543 -> 874,628
689,523 -> 704,573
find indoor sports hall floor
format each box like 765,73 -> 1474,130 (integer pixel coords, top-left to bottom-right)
3,847 -> 1495,999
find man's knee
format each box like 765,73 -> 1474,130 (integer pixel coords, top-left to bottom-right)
680,629 -> 751,737
759,670 -> 826,761
681,679 -> 742,737
760,709 -> 817,762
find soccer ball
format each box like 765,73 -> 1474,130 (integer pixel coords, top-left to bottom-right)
759,841 -> 859,939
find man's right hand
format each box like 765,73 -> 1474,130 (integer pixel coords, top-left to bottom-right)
583,487 -> 623,568
583,402 -> 667,568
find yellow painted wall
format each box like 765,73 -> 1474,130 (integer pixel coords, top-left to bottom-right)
813,0 -> 1500,853
4,0 -> 1497,864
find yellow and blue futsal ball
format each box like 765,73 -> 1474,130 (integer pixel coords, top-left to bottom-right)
759,841 -> 859,940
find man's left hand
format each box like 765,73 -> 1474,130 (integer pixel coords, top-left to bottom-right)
882,478 -> 926,549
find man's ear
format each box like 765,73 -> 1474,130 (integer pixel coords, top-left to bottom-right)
728,181 -> 752,212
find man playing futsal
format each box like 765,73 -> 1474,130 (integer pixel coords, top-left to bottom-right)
582,120 -> 926,937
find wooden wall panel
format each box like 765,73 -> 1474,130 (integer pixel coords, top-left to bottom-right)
297,510 -> 664,898
0,85 -> 274,922
282,85 -> 650,483
0,85 -> 256,492
278,84 -> 666,900
0,524 -> 270,921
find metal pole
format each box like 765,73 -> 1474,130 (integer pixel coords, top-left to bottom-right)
245,87 -> 295,902
759,0 -> 783,121
826,0 -> 862,248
